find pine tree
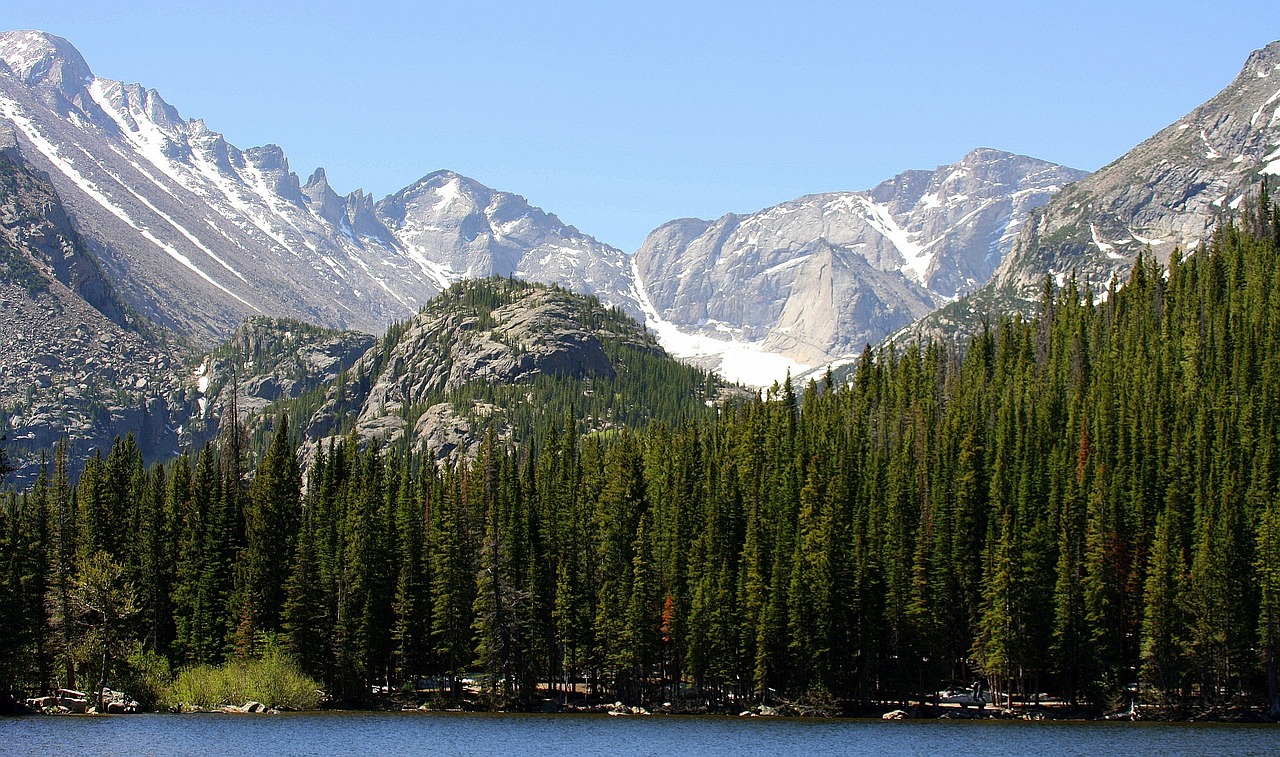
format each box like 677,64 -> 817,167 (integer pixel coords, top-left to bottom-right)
241,414 -> 303,645
1141,495 -> 1188,703
45,441 -> 77,690
392,462 -> 429,685
1257,494 -> 1280,717
134,463 -> 175,656
281,507 -> 330,682
430,468 -> 473,701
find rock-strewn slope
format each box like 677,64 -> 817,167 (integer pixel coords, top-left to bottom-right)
0,135 -> 189,480
0,137 -> 374,484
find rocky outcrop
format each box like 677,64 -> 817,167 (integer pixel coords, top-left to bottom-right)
301,279 -> 665,461
192,316 -> 375,422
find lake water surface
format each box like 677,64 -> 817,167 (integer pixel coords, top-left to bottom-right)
2,711 -> 1275,756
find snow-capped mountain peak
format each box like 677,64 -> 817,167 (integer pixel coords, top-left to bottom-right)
633,149 -> 1086,373
0,30 -> 93,94
0,31 -> 639,343
374,170 -> 639,317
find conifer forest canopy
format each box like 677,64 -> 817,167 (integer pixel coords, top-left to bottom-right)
3,200 -> 1280,717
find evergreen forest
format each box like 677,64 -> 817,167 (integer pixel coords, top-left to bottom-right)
3,204 -> 1280,718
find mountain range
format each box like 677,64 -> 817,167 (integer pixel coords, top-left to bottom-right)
0,30 -> 638,345
633,148 -> 1084,376
3,30 -> 1280,480
0,31 -> 1085,381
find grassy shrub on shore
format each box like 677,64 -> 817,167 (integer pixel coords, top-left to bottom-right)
121,647 -> 173,710
165,651 -> 322,711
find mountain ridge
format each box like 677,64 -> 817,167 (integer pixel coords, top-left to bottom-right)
0,30 -> 640,346
633,147 -> 1086,377
12,29 -> 1275,401
991,39 -> 1280,298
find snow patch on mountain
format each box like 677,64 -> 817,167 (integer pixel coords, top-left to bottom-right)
858,196 -> 930,284
1263,144 -> 1280,175
630,258 -> 809,387
431,176 -> 464,213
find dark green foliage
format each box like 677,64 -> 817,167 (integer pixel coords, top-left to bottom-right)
240,415 -> 302,643
4,208 -> 1280,714
0,237 -> 48,294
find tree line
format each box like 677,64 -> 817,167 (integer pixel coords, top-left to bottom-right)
3,205 -> 1280,715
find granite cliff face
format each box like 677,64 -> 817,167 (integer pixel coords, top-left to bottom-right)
188,317 -> 375,434
633,149 -> 1086,370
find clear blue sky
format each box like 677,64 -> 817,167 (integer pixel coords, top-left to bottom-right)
5,1 -> 1280,251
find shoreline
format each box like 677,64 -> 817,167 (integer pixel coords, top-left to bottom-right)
7,689 -> 1276,724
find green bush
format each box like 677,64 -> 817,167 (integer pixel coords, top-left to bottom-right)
165,652 -> 322,711
121,646 -> 172,710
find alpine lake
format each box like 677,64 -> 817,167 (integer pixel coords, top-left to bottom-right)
2,711 -> 1276,756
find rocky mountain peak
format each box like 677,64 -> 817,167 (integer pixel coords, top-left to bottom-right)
633,149 -> 1085,378
344,189 -> 394,243
373,169 -> 640,318
1243,39 -> 1280,73
244,144 -> 306,206
0,31 -> 93,96
991,38 -> 1280,299
301,166 -> 346,226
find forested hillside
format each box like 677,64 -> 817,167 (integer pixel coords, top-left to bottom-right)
3,197 -> 1280,716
